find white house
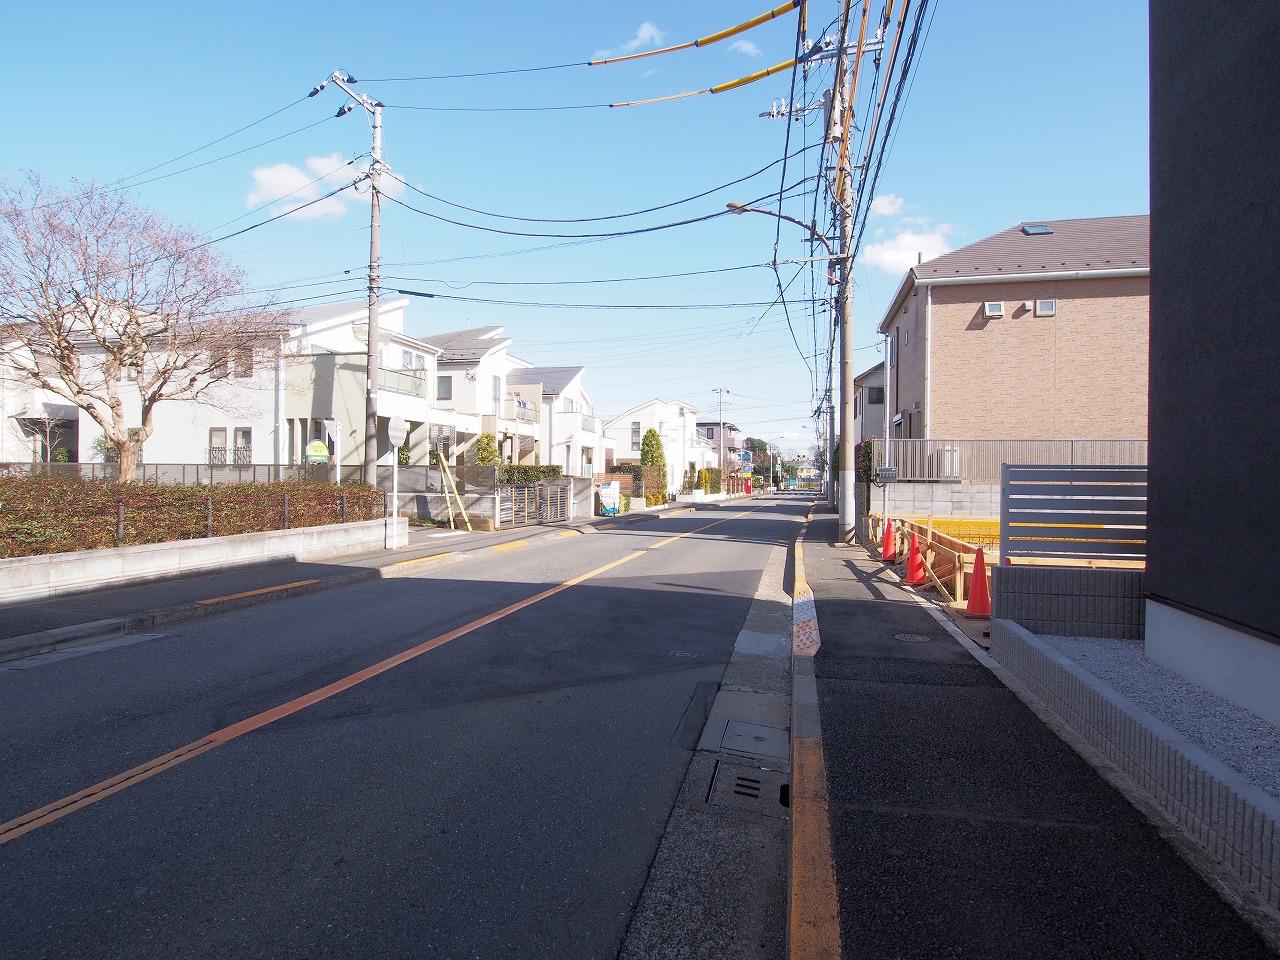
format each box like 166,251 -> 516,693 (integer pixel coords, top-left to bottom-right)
603,399 -> 717,494
507,366 -> 611,477
419,326 -> 540,468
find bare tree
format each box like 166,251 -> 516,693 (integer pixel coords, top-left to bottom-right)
0,173 -> 289,479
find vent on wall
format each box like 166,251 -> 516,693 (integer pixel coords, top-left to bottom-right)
983,301 -> 1004,319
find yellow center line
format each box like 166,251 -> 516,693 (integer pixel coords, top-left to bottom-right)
0,511 -> 753,847
1,508 -> 774,847
198,580 -> 320,605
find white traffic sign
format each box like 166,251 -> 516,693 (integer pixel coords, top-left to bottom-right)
387,416 -> 409,447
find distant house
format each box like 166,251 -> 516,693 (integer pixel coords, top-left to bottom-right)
851,361 -> 885,446
878,215 -> 1149,443
507,366 -> 610,477
285,298 -> 441,471
696,420 -> 743,472
420,326 -> 537,466
603,399 -> 716,494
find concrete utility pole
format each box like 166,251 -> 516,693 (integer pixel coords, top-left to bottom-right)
836,147 -> 857,543
714,387 -> 727,483
310,70 -> 385,485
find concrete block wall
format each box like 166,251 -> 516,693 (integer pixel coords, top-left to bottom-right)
992,566 -> 1146,640
991,618 -> 1280,916
0,519 -> 399,604
875,482 -> 1000,519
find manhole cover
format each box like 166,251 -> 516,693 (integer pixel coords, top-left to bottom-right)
894,633 -> 932,643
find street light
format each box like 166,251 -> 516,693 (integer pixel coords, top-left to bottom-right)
727,201 -> 856,538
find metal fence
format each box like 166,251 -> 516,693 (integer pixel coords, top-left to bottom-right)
0,461 -> 364,485
880,439 -> 1147,483
497,479 -> 571,527
1000,463 -> 1148,562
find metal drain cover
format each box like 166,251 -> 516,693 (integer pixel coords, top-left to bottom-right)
706,761 -> 790,820
894,633 -> 932,643
720,720 -> 790,761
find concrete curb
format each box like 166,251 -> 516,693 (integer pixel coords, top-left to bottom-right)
788,501 -> 842,960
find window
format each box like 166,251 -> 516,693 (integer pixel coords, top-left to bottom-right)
414,353 -> 425,369
706,427 -> 714,439
232,427 -> 252,465
982,301 -> 1005,319
437,376 -> 453,401
493,375 -> 502,401
1034,298 -> 1057,317
631,421 -> 641,451
210,351 -> 229,379
233,346 -> 253,378
402,350 -> 413,368
867,386 -> 884,405
208,427 -> 227,465
888,332 -> 896,368
903,328 -> 909,346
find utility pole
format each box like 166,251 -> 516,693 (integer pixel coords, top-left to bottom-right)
836,145 -> 857,542
713,387 -> 727,484
310,70 -> 385,485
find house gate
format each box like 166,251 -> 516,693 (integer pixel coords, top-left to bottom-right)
498,479 -> 572,528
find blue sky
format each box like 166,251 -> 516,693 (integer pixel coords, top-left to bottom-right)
8,1 -> 1148,457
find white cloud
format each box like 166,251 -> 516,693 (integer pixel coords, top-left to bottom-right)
594,22 -> 665,60
870,193 -> 904,216
245,153 -> 370,221
623,22 -> 665,51
860,227 -> 953,275
729,39 -> 762,57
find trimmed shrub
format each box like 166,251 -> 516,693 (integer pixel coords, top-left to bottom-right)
0,475 -> 383,559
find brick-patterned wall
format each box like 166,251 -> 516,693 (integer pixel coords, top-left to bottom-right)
991,618 -> 1280,917
991,565 -> 1145,640
925,276 -> 1149,439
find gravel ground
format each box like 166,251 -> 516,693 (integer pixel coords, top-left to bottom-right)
1039,634 -> 1280,801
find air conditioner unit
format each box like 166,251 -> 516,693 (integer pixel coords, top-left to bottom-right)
983,301 -> 1004,319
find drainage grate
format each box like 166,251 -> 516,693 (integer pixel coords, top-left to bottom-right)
894,633 -> 932,643
706,760 -> 790,820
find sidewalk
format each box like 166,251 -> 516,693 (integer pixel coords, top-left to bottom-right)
798,508 -> 1275,958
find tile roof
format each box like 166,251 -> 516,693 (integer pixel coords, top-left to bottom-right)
421,326 -> 509,361
508,366 -> 583,396
916,215 -> 1149,280
289,297 -> 409,327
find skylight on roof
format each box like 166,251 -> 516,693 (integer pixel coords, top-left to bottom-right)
1021,224 -> 1053,236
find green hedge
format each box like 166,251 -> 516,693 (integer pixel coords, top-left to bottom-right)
496,464 -> 564,484
0,476 -> 383,559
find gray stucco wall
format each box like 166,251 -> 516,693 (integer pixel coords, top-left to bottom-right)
1148,2 -> 1280,643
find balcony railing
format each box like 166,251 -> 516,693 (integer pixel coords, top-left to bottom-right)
207,446 -> 252,466
880,438 -> 1147,483
381,368 -> 428,398
505,398 -> 539,423
580,414 -> 599,433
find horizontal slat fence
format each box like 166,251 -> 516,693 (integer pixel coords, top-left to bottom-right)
1000,464 -> 1147,563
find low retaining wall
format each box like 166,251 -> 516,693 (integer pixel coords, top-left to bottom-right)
991,618 -> 1280,919
873,481 -> 1001,519
0,518 -> 404,604
992,565 -> 1146,640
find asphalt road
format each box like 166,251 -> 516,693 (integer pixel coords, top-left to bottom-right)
0,500 -> 805,959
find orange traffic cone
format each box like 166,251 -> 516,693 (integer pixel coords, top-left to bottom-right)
964,546 -> 991,618
904,532 -> 927,586
880,518 -> 897,562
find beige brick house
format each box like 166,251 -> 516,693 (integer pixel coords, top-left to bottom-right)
877,215 -> 1149,443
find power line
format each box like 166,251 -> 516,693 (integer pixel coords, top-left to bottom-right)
382,146 -> 818,225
